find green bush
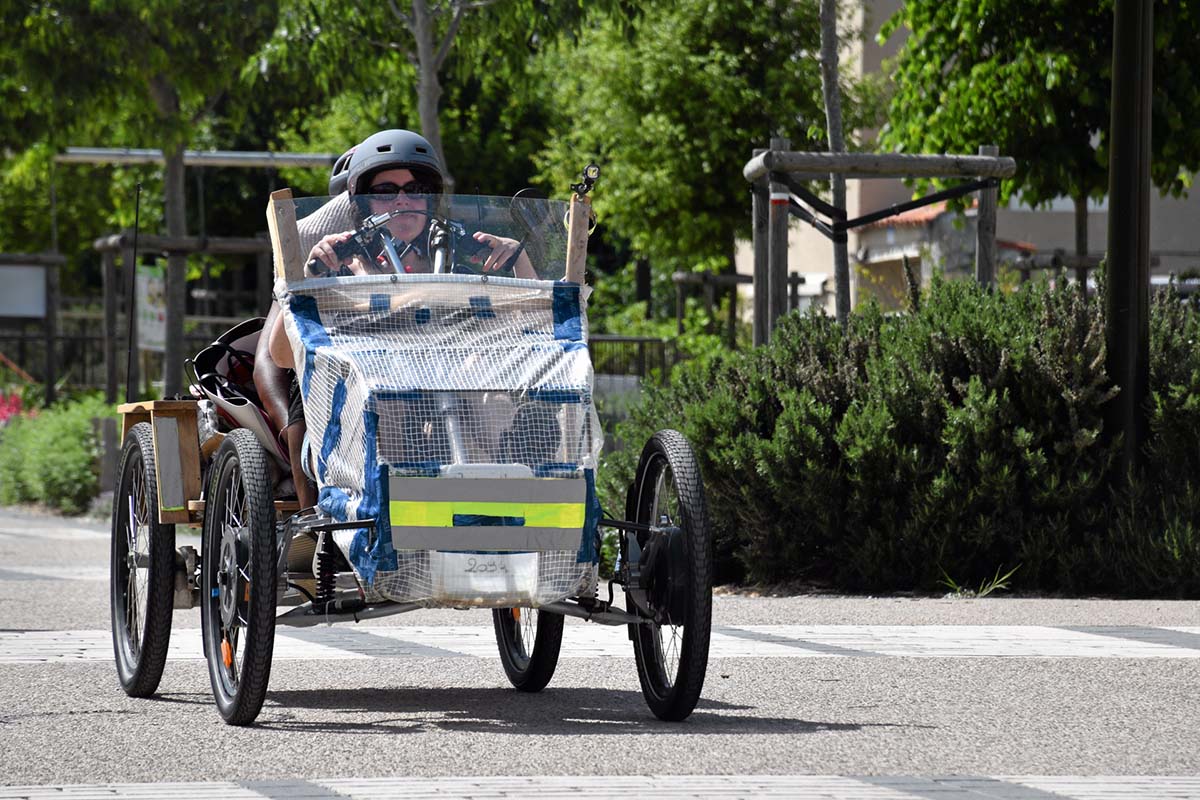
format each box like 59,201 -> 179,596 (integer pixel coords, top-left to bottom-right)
0,394 -> 113,515
602,274 -> 1200,596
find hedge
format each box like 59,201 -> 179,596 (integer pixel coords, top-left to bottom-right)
600,274 -> 1200,597
0,393 -> 113,516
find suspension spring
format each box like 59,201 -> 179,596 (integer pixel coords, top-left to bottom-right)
314,533 -> 337,609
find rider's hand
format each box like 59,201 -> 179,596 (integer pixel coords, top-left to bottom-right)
307,231 -> 355,275
473,232 -> 535,278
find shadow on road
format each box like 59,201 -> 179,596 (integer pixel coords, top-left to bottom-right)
240,686 -> 917,736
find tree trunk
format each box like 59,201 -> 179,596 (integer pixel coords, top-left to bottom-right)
162,144 -> 187,397
819,0 -> 851,326
411,0 -> 453,191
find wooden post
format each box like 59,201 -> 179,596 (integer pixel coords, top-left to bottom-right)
703,275 -> 715,333
266,189 -> 303,283
751,147 -> 769,347
564,193 -> 592,284
102,250 -> 118,404
120,235 -> 139,399
42,259 -> 59,405
255,236 -> 272,315
767,137 -> 791,340
975,145 -> 999,288
675,279 -> 684,335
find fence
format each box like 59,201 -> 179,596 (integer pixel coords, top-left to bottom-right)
0,316 -> 679,396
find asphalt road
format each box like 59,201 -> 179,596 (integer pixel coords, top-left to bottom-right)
0,506 -> 1197,799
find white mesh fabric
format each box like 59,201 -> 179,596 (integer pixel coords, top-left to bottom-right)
280,273 -> 602,606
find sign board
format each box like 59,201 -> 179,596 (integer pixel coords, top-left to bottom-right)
0,265 -> 47,318
136,262 -> 166,352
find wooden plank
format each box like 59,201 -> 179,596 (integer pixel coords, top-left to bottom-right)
266,188 -> 303,283
200,431 -> 225,460
117,399 -> 197,414
173,408 -> 202,510
564,194 -> 591,284
119,411 -> 150,440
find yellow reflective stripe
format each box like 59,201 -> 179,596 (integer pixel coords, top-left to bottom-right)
389,501 -> 585,528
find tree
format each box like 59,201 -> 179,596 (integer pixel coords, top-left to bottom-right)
878,0 -> 1200,265
2,1 -> 280,396
274,0 -> 600,189
533,0 -> 846,279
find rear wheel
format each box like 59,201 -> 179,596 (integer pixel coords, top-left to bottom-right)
492,607 -> 564,691
200,429 -> 277,725
110,423 -> 176,697
627,430 -> 712,721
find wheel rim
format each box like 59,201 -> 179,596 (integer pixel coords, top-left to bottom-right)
507,607 -> 538,667
118,453 -> 152,665
212,460 -> 251,699
647,461 -> 684,690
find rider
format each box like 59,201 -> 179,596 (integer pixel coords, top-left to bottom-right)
256,128 -> 534,507
305,129 -> 534,277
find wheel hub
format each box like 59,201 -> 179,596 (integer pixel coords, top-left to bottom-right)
217,526 -> 243,628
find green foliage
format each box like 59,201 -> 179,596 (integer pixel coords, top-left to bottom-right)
0,394 -> 113,515
533,0 -> 841,275
604,276 -> 1200,596
879,1 -> 1200,209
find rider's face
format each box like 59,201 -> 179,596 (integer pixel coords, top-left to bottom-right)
364,168 -> 431,244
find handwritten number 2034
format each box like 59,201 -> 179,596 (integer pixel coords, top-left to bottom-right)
465,558 -> 509,574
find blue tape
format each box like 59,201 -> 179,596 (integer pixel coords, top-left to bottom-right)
288,295 -> 331,399
552,283 -> 582,341
527,389 -> 586,404
453,514 -> 525,527
370,294 -> 389,314
578,468 -> 600,564
317,379 -> 347,482
469,296 -> 496,319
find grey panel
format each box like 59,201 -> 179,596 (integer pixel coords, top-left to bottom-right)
153,416 -> 185,509
389,476 -> 586,504
390,525 -> 582,551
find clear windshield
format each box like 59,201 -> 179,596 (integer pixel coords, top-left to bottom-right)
284,192 -> 571,283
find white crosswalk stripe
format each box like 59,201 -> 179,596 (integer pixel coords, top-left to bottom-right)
3,623 -> 1200,663
2,774 -> 1199,800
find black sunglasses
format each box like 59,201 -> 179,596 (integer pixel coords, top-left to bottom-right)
367,180 -> 437,198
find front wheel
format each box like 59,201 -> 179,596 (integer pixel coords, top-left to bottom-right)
110,423 -> 176,697
627,430 -> 712,721
492,607 -> 564,692
200,428 -> 277,725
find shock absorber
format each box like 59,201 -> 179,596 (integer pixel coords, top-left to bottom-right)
314,532 -> 337,610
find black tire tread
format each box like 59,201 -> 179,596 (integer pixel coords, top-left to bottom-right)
630,429 -> 712,721
492,607 -> 564,692
110,422 -> 176,698
202,428 -> 277,725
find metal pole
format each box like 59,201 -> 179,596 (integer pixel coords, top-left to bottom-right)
751,148 -> 769,346
1105,0 -> 1153,479
975,145 -> 999,288
767,137 -> 790,340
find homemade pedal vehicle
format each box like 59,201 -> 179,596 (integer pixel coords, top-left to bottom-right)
109,170 -> 714,725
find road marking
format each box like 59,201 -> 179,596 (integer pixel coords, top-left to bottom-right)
1,775 -> 1199,800
2,624 -> 1200,664
0,566 -> 110,582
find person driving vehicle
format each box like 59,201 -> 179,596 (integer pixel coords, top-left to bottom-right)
256,128 -> 535,508
305,129 -> 534,278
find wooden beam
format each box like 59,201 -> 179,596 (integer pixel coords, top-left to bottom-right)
266,189 -> 303,283
565,193 -> 591,284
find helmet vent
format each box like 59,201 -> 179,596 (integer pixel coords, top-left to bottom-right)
376,144 -> 392,153
415,146 -> 428,153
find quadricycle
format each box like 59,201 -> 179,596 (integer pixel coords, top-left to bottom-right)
109,170 -> 712,725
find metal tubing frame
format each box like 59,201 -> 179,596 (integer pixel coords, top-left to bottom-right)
787,177 -> 998,244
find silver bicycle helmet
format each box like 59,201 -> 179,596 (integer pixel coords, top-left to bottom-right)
346,129 -> 445,196
328,145 -> 356,195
